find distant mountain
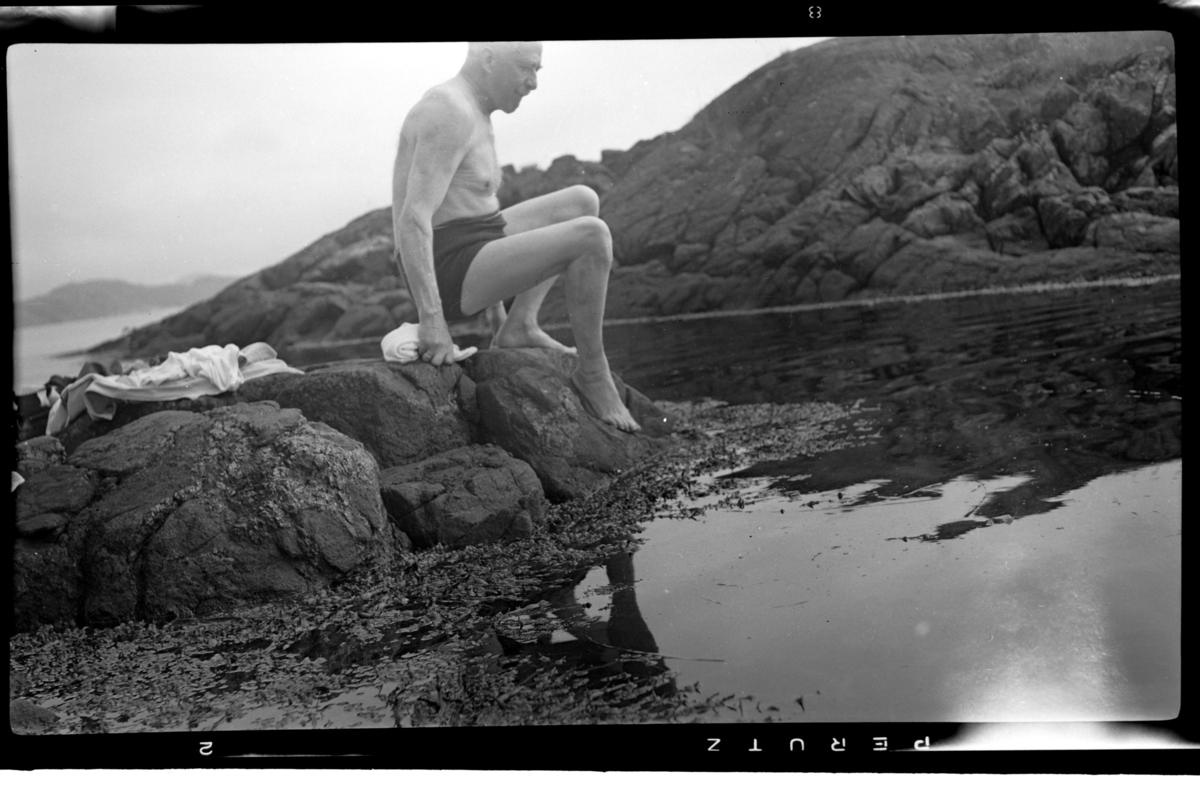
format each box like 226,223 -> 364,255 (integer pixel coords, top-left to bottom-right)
16,275 -> 239,327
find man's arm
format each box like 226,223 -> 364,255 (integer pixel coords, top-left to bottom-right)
392,94 -> 472,365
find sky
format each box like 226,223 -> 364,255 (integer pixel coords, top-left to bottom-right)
7,38 -> 830,301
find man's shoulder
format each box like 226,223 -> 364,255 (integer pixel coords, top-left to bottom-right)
407,82 -> 475,132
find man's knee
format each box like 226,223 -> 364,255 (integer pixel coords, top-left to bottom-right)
565,184 -> 601,217
572,215 -> 612,259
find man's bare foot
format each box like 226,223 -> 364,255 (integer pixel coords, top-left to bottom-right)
493,322 -> 577,354
485,302 -> 508,342
570,368 -> 641,433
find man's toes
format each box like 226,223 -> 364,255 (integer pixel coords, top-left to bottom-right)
609,410 -> 640,433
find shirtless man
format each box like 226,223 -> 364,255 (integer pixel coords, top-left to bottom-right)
392,41 -> 640,433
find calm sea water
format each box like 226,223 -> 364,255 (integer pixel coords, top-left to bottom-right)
12,306 -> 186,394
560,277 -> 1182,723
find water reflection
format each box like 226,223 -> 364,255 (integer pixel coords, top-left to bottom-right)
587,281 -> 1180,722
466,551 -> 679,715
573,460 -> 1180,723
610,280 -> 1181,536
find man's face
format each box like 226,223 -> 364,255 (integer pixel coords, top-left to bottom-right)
493,44 -> 541,113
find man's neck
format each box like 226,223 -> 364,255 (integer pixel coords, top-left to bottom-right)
458,71 -> 495,116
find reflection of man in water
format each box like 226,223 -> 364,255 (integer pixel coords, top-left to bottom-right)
392,40 -> 640,432
547,551 -> 672,689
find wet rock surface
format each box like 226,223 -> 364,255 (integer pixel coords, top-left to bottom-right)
266,359 -> 477,470
465,349 -> 676,502
380,444 -> 548,550
13,402 -> 389,632
13,349 -> 678,632
7,397 -> 859,731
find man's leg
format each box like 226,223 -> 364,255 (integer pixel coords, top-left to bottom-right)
488,185 -> 601,352
458,192 -> 640,432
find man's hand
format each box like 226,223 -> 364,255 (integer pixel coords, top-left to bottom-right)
418,318 -> 458,366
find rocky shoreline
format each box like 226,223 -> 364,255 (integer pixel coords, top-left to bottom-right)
13,349 -> 676,634
10,31 -> 1183,732
10,398 -> 864,730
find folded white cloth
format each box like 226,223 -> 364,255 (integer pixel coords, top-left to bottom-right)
46,342 -> 305,435
122,344 -> 244,391
12,472 -> 25,492
381,323 -> 477,364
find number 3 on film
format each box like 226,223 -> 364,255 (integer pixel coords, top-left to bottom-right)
809,6 -> 821,17
200,741 -> 213,756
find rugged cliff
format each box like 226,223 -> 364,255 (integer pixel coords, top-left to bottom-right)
99,32 -> 1178,360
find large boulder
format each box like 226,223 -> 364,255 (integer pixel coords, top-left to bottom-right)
12,402 -> 389,631
1085,211 -> 1180,253
266,359 -> 477,469
380,444 -> 548,550
463,349 -> 675,502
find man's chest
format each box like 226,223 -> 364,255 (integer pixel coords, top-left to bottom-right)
455,128 -> 503,195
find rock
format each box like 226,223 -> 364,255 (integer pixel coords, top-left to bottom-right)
985,207 -> 1049,255
817,269 -> 859,302
901,192 -> 987,239
329,303 -> 396,341
267,359 -> 476,469
1150,123 -> 1177,182
14,435 -> 66,479
463,349 -> 675,502
269,291 -> 352,347
13,402 -> 389,631
299,234 -> 396,285
14,463 -> 96,537
1039,82 -> 1081,122
833,218 -> 916,283
672,242 -> 712,271
1112,185 -> 1178,218
1085,212 -> 1180,253
10,699 -> 58,734
1051,102 -> 1110,186
1092,72 -> 1154,151
1037,188 -> 1115,248
497,155 -> 617,208
379,444 -> 547,549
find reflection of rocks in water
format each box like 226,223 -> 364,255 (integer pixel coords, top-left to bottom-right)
712,284 -> 1180,539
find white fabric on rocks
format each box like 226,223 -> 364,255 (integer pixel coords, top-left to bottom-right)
46,342 -> 304,435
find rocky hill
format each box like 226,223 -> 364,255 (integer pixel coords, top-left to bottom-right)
18,275 -> 237,327
100,32 -> 1178,361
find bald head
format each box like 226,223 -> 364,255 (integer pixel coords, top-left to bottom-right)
467,41 -> 542,64
461,41 -> 542,114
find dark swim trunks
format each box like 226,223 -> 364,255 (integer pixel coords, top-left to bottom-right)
428,211 -> 507,322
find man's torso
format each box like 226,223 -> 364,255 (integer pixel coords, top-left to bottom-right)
396,79 -> 503,227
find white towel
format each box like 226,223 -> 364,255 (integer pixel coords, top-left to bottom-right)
45,342 -> 304,435
381,323 -> 477,364
123,344 -> 243,392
